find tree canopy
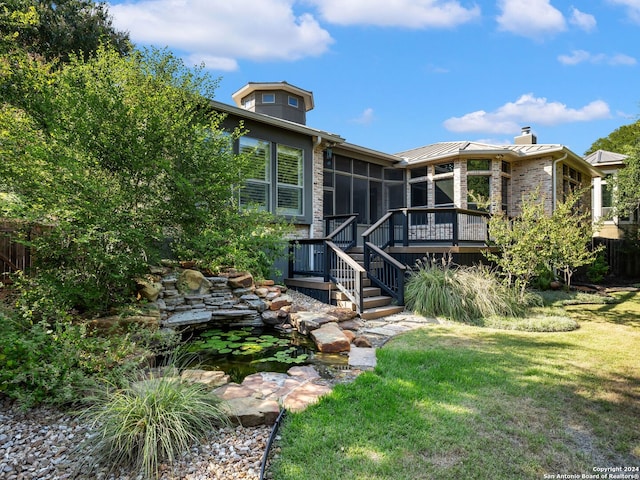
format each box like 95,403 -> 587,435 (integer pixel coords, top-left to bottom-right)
1,33 -> 290,316
0,0 -> 130,62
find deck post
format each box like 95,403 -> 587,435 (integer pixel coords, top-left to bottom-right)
452,210 -> 459,246
402,210 -> 409,247
323,241 -> 330,282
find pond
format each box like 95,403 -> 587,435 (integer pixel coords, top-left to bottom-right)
183,326 -> 349,383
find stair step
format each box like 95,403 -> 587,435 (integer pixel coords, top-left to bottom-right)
331,286 -> 381,301
363,295 -> 393,309
360,305 -> 405,320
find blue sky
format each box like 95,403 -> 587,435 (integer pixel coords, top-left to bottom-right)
107,0 -> 639,156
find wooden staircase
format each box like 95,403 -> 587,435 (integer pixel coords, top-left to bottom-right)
286,214 -> 406,321
333,248 -> 404,320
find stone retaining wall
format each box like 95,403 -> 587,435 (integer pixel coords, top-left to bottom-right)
138,268 -> 293,330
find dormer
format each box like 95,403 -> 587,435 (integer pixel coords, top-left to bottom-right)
231,81 -> 314,125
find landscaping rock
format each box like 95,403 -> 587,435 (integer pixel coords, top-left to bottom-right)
177,269 -> 212,295
290,311 -> 337,335
261,310 -> 281,326
311,323 -> 351,353
354,336 -> 373,348
163,309 -> 212,327
269,294 -> 293,311
223,397 -> 280,427
227,272 -> 254,289
181,369 -> 230,388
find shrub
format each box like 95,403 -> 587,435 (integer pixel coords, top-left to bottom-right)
79,370 -> 229,479
405,257 -> 540,323
0,312 -> 145,408
405,256 -> 470,322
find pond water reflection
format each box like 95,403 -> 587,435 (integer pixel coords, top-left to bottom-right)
183,326 -> 348,383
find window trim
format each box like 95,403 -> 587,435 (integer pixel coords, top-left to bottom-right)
288,95 -> 299,108
262,93 -> 275,104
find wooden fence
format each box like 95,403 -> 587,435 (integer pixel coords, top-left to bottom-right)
593,237 -> 640,279
0,221 -> 33,282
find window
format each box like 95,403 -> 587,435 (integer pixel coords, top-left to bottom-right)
324,157 -> 404,224
467,176 -> 490,211
601,175 -> 613,218
467,159 -> 490,171
277,145 -> 304,216
435,178 -> 454,206
467,159 -> 491,211
239,137 -> 270,209
242,97 -> 255,109
262,93 -> 275,103
562,165 -> 582,201
434,162 -> 454,175
411,182 -> 427,207
288,96 -> 299,108
410,166 -> 428,178
501,161 -> 511,174
501,177 -> 509,213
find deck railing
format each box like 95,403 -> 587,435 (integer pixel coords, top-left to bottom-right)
361,208 -> 489,305
363,208 -> 489,247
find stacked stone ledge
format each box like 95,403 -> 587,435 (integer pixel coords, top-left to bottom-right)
134,265 -> 375,352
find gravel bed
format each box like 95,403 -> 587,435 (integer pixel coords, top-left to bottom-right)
0,291 -> 349,480
0,397 -> 271,480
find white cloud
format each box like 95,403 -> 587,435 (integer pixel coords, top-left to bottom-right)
108,0 -> 333,71
352,108 -> 375,125
496,0 -> 566,40
558,49 -> 637,66
443,94 -> 611,134
608,0 -> 640,23
569,7 -> 596,32
306,0 -> 481,28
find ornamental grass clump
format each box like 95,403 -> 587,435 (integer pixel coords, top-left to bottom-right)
405,257 -> 541,323
80,369 -> 229,479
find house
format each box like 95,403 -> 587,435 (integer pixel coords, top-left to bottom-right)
586,149 -> 636,239
213,82 -> 604,318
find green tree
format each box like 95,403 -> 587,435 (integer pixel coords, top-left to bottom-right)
548,192 -> 602,289
1,44 -> 290,316
584,120 -> 640,156
486,190 -> 600,295
0,0 -> 130,62
485,191 -> 550,298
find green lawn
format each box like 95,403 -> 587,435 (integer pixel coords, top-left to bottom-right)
269,292 -> 640,479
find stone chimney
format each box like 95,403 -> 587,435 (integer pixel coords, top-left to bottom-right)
514,126 -> 537,145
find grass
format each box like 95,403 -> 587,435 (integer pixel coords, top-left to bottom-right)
269,291 -> 640,479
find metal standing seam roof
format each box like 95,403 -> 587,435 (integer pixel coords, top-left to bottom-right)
584,149 -> 628,167
395,141 -> 570,164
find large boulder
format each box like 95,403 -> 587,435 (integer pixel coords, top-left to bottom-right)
177,269 -> 211,295
310,323 -> 351,353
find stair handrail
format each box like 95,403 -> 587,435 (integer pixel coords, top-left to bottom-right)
364,242 -> 406,305
326,240 -> 365,313
326,214 -> 358,251
361,211 -> 395,250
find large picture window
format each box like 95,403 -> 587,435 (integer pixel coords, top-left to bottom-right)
277,144 -> 304,216
239,137 -> 270,209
